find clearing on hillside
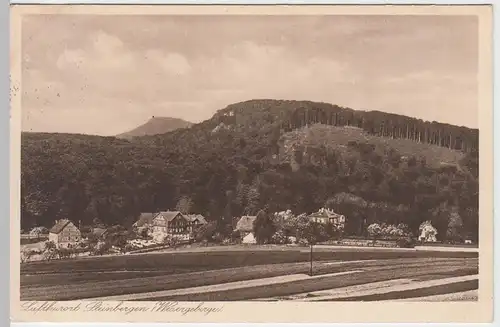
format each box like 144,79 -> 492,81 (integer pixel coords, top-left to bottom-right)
280,124 -> 465,168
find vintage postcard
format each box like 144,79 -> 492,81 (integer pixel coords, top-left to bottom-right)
10,4 -> 493,323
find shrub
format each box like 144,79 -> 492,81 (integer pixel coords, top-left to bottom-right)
57,247 -> 75,260
20,248 -> 35,263
40,241 -> 58,261
396,237 -> 416,248
30,248 -> 43,255
367,223 -> 382,241
297,238 -> 309,246
44,241 -> 56,251
86,233 -> 100,245
231,230 -> 242,243
296,220 -> 328,245
396,223 -> 411,236
139,227 -> 151,239
213,232 -> 225,244
193,221 -> 217,242
72,247 -> 88,254
163,235 -> 182,248
382,224 -> 404,237
324,222 -> 343,240
91,241 -> 112,256
271,230 -> 288,245
253,210 -> 276,244
43,249 -> 58,261
418,221 -> 438,242
221,238 -> 232,245
124,244 -> 136,253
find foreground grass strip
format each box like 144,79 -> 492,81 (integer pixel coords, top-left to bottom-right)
386,290 -> 478,302
256,268 -> 476,301
21,257 -> 475,288
20,248 -> 478,275
254,278 -> 414,301
85,270 -> 363,301
135,265 -> 478,301
17,259 -> 382,287
21,260 -> 361,300
300,274 -> 478,301
21,257 -> 475,300
317,280 -> 478,302
21,271 -> 175,288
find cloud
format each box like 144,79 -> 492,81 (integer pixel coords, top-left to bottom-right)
146,50 -> 192,76
56,49 -> 86,70
93,31 -> 124,55
55,31 -> 134,73
21,15 -> 479,135
383,71 -> 476,85
194,41 -> 349,100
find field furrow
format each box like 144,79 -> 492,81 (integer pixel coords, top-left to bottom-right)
20,248 -> 479,302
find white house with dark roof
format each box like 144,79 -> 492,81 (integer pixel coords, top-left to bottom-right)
48,219 -> 81,248
308,208 -> 346,228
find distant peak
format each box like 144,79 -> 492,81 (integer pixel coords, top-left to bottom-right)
147,116 -> 190,122
116,116 -> 193,139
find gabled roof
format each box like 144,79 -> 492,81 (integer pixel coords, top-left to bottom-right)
133,212 -> 156,227
235,216 -> 257,232
49,219 -> 74,234
186,214 -> 208,224
309,208 -> 344,219
155,211 -> 186,222
92,227 -> 108,238
29,226 -> 49,235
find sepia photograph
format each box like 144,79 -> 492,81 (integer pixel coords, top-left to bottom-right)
10,4 -> 493,323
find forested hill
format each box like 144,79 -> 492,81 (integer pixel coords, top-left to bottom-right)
21,99 -> 479,241
214,100 -> 479,152
116,116 -> 193,139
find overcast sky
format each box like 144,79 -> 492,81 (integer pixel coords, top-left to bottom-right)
21,14 -> 478,136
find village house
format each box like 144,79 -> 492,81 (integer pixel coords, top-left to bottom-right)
132,212 -> 156,236
308,208 -> 346,228
28,226 -> 49,240
151,211 -> 207,243
48,219 -> 82,248
185,214 -> 208,230
234,215 -> 257,244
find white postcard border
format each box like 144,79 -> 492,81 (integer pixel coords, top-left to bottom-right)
8,3 -> 496,325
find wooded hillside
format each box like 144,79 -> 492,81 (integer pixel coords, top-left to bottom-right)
21,100 -> 479,241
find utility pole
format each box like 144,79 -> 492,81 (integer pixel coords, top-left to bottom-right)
309,243 -> 313,276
